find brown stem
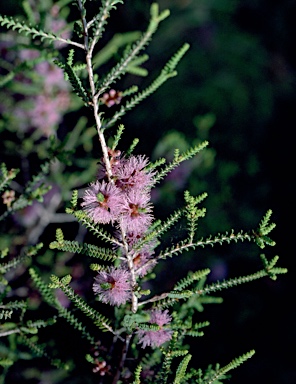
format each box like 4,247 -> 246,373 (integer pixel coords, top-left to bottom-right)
112,333 -> 132,384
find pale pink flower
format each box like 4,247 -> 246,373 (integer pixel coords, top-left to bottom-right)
50,18 -> 71,49
113,230 -> 144,250
132,245 -> 157,277
137,310 -> 173,348
93,267 -> 132,306
124,231 -> 145,246
81,181 -> 123,224
18,49 -> 40,61
28,92 -> 70,136
28,95 -> 61,136
115,155 -> 154,192
119,190 -> 153,234
35,61 -> 67,92
120,241 -> 157,277
97,148 -> 122,180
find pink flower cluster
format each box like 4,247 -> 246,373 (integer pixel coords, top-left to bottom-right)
83,149 -> 159,305
13,55 -> 70,137
93,267 -> 132,306
137,309 -> 173,348
7,4 -> 72,138
82,149 -> 155,235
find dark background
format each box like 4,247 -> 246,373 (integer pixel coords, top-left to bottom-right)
0,0 -> 295,383
117,2 -> 295,383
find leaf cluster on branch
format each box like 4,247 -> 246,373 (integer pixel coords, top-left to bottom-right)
0,0 -> 287,383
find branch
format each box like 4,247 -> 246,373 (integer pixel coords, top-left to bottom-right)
0,15 -> 84,49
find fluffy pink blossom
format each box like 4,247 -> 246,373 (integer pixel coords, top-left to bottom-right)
97,148 -> 122,180
115,155 -> 154,192
119,190 -> 153,234
50,17 -> 71,49
81,181 -> 123,224
28,95 -> 62,135
35,61 -> 67,92
132,245 -> 157,277
28,92 -> 70,136
115,231 -> 157,275
113,230 -> 145,252
93,267 -> 132,306
120,240 -> 157,277
124,231 -> 145,246
19,49 -> 40,61
137,310 -> 173,348
119,237 -> 157,276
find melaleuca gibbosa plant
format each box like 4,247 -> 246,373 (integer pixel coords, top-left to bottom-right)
0,1 -> 287,383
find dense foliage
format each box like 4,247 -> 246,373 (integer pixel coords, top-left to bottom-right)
0,1 -> 292,383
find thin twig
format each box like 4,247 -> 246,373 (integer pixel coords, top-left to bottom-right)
138,292 -> 170,307
0,328 -> 21,337
77,0 -> 113,181
120,225 -> 138,313
112,333 -> 132,384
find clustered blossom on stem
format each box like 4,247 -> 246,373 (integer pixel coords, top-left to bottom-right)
120,238 -> 158,277
93,267 -> 132,306
114,155 -> 154,191
136,309 -> 173,348
0,3 -> 71,138
81,180 -> 123,224
119,190 -> 153,234
83,149 -> 158,306
82,149 -> 155,235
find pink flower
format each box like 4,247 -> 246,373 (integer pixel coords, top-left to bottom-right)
81,181 -> 123,224
124,231 -> 145,246
18,49 -> 40,61
28,92 -> 70,136
137,310 -> 173,348
35,61 -> 67,92
132,244 -> 157,277
119,190 -> 153,234
97,148 -> 122,180
93,267 -> 132,306
28,95 -> 61,136
115,155 -> 154,192
50,18 -> 71,49
113,230 -> 145,250
120,240 -> 157,277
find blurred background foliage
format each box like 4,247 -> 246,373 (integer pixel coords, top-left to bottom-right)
0,0 -> 295,383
